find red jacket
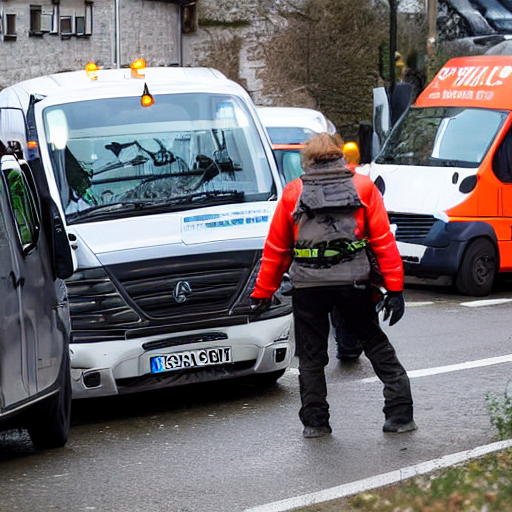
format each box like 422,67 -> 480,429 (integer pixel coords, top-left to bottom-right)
251,173 -> 403,299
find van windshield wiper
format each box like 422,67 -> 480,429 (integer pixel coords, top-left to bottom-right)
66,201 -> 147,222
66,191 -> 246,223
156,190 -> 245,206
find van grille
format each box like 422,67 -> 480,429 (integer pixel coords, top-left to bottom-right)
388,213 -> 437,243
107,251 -> 258,320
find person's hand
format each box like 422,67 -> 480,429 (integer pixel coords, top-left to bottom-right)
250,297 -> 272,316
376,290 -> 405,326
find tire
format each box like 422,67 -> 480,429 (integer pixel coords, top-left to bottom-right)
455,238 -> 497,297
27,350 -> 72,450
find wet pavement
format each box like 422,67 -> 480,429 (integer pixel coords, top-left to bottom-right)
0,284 -> 511,512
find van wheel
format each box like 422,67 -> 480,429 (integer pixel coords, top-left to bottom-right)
27,350 -> 72,450
455,238 -> 497,296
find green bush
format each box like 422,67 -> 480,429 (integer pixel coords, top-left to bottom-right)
486,383 -> 512,440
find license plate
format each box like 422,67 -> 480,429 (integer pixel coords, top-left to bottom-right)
150,347 -> 232,374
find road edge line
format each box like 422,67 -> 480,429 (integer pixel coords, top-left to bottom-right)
243,439 -> 512,512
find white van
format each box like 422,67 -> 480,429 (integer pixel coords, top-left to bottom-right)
257,106 -> 336,183
0,61 -> 293,398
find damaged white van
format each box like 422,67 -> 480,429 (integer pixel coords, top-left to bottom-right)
0,61 -> 293,398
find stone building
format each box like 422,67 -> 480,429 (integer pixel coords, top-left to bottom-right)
0,0 -> 184,87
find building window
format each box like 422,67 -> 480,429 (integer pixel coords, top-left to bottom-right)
30,6 -> 51,35
60,16 -> 73,37
181,2 -> 197,34
4,14 -> 17,41
75,16 -> 85,36
30,6 -> 42,33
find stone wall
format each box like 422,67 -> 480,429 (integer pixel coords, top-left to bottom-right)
183,1 -> 302,105
182,1 -> 432,138
0,0 -> 179,88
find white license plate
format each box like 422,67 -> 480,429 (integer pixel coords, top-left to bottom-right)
150,347 -> 232,374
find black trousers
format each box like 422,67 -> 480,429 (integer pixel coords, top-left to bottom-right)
293,285 -> 413,428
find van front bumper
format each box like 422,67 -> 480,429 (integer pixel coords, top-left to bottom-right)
396,219 -> 498,279
70,314 -> 293,399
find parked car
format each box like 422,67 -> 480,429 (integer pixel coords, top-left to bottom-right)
257,107 -> 336,183
0,152 -> 73,449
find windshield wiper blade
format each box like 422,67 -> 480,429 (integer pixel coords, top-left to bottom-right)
170,190 -> 245,204
66,191 -> 246,223
66,201 -> 146,222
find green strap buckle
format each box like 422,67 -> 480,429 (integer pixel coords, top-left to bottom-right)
294,239 -> 368,259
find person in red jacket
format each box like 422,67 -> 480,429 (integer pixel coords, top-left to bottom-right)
251,133 -> 416,438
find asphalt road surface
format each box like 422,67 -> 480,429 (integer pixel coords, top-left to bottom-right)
1,281 -> 511,512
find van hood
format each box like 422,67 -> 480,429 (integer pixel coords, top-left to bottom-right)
68,202 -> 276,267
370,162 -> 477,215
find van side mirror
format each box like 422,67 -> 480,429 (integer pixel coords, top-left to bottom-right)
51,201 -> 74,279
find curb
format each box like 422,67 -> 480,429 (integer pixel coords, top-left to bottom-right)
243,439 -> 512,512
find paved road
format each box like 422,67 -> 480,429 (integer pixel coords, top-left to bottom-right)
1,283 -> 511,512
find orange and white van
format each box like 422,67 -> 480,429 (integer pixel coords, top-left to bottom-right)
370,55 -> 512,296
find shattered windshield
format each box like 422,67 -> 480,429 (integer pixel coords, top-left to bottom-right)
375,107 -> 507,168
43,93 -> 275,223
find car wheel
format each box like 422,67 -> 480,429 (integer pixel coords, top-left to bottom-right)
455,238 -> 497,297
27,350 -> 72,450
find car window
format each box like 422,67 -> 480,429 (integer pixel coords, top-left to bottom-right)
3,167 -> 40,249
282,151 -> 303,182
266,127 -> 315,145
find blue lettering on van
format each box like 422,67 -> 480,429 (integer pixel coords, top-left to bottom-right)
183,209 -> 271,231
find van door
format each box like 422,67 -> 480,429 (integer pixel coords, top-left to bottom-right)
0,160 -> 31,407
0,156 -> 62,394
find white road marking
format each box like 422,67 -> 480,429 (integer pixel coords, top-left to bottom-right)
243,439 -> 512,512
287,354 -> 512,380
359,354 -> 512,384
406,301 -> 434,307
460,298 -> 512,307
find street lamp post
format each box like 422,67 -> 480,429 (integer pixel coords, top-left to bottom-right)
427,0 -> 437,55
389,0 -> 398,95
114,0 -> 121,69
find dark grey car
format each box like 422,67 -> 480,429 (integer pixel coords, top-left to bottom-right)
0,153 -> 73,450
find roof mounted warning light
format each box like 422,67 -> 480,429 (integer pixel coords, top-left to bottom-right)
85,62 -> 99,81
131,59 -> 146,79
141,83 -> 154,108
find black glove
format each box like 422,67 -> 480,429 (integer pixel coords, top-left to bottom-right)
376,290 -> 405,326
249,297 -> 272,316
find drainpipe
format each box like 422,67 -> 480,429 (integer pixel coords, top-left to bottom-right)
178,3 -> 183,66
114,0 -> 121,68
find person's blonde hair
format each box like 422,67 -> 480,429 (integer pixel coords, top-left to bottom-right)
301,133 -> 344,168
